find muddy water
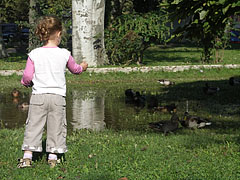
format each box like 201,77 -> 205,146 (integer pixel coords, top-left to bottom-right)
1,82 -> 240,133
0,86 -> 174,133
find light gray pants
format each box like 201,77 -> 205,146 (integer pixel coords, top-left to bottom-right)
22,94 -> 67,153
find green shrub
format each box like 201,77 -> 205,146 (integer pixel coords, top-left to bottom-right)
104,11 -> 170,65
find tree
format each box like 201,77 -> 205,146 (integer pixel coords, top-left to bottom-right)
0,20 -> 8,58
72,0 -> 107,66
104,0 -> 170,65
28,0 -> 72,51
0,0 -> 29,23
165,0 -> 240,63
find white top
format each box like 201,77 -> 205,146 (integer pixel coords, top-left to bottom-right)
28,47 -> 71,96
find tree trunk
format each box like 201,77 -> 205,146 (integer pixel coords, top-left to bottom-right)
28,0 -> 37,51
0,20 -> 8,58
72,0 -> 107,66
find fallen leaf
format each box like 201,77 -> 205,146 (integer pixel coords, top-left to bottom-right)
118,177 -> 128,180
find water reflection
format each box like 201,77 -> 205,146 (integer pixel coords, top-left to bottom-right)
71,90 -> 106,131
0,89 -> 30,129
0,86 -> 173,132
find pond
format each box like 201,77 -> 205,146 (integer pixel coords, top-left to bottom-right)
0,85 -> 181,132
1,80 -> 240,134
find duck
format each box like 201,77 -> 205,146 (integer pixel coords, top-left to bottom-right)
229,77 -> 240,86
147,95 -> 159,109
180,112 -> 211,129
125,89 -> 145,107
133,91 -> 146,107
11,88 -> 21,98
158,79 -> 175,86
18,102 -> 29,111
154,103 -> 177,113
125,89 -> 136,103
149,113 -> 179,135
203,83 -> 220,95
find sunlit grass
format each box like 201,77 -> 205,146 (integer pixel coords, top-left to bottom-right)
1,57 -> 240,179
0,43 -> 239,70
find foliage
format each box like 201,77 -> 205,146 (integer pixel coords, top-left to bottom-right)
165,0 -> 240,63
0,0 -> 29,23
104,11 -> 170,65
27,0 -> 72,51
0,44 -> 239,70
0,0 -> 71,51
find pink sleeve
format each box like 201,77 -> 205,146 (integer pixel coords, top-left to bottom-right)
67,55 -> 83,74
21,57 -> 34,87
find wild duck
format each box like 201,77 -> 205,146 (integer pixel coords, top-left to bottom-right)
158,79 -> 175,86
133,91 -> 146,107
149,113 -> 179,135
147,95 -> 158,109
154,103 -> 177,113
11,88 -> 21,98
203,83 -> 220,95
125,89 -> 136,103
125,89 -> 145,107
229,77 -> 240,86
18,102 -> 29,111
180,112 -> 211,129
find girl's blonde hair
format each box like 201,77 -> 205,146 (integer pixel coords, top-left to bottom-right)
35,16 -> 62,42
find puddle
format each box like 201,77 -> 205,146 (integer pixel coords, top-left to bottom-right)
1,82 -> 240,133
0,86 -> 172,132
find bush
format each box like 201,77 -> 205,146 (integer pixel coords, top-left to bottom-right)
104,11 -> 170,65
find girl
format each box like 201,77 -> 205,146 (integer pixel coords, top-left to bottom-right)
18,16 -> 88,168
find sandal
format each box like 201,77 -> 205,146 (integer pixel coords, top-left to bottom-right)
48,159 -> 61,168
17,158 -> 32,168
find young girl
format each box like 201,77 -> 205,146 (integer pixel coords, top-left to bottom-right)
18,16 -> 88,168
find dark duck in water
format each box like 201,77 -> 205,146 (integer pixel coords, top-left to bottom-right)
229,77 -> 240,86
149,113 -> 179,135
203,83 -> 220,95
125,89 -> 145,107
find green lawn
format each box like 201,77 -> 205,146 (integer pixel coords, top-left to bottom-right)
1,68 -> 240,179
0,44 -> 240,179
143,43 -> 240,66
0,127 -> 240,180
0,43 -> 239,70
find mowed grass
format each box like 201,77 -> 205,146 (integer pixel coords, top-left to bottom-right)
143,43 -> 240,66
0,43 -> 239,70
0,127 -> 240,180
1,68 -> 240,179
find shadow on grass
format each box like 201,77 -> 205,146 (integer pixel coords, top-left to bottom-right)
143,46 -> 201,65
1,53 -> 27,62
140,77 -> 240,146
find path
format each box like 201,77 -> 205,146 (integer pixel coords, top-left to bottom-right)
0,64 -> 240,76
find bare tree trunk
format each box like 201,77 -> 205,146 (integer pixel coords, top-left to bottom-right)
0,20 -> 8,58
28,0 -> 37,51
72,0 -> 107,66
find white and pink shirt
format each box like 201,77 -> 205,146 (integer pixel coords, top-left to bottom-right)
21,46 -> 83,96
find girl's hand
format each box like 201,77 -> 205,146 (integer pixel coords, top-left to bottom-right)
80,61 -> 88,71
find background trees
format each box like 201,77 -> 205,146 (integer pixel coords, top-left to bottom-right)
0,0 -> 239,65
104,0 -> 170,65
165,0 -> 240,63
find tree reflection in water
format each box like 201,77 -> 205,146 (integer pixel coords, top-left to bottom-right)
71,90 -> 106,131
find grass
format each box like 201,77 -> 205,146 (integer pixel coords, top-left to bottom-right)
142,43 -> 240,66
0,127 -> 240,179
0,43 -> 239,70
0,44 -> 240,179
1,68 -> 240,179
